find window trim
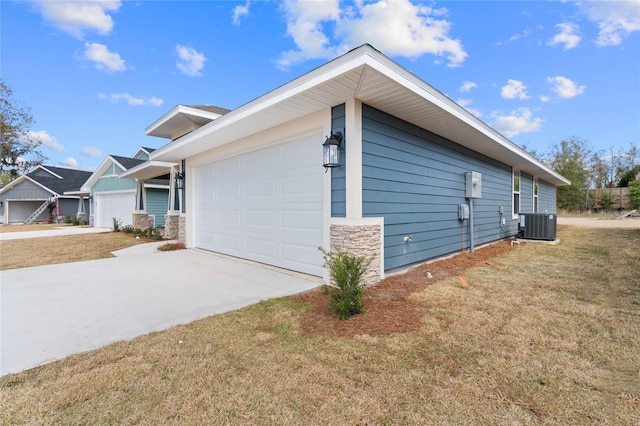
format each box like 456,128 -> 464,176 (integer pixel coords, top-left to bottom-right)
512,169 -> 521,219
533,177 -> 539,213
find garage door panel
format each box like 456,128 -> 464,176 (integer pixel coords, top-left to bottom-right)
245,180 -> 275,197
95,192 -> 135,228
194,133 -> 323,276
245,210 -> 275,227
281,211 -> 321,231
245,238 -> 276,257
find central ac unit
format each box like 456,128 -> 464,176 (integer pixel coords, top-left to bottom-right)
518,213 -> 557,241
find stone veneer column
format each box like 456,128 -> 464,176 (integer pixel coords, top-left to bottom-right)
132,213 -> 149,230
178,216 -> 186,245
330,218 -> 384,287
163,214 -> 180,240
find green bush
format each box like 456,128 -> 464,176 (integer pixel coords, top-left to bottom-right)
121,225 -> 136,234
629,180 -> 640,209
320,247 -> 374,320
112,217 -> 122,232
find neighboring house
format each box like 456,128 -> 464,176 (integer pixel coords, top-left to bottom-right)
0,166 -> 91,224
80,147 -> 170,229
123,44 -> 569,284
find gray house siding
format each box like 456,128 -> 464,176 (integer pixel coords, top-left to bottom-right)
1,179 -> 51,201
360,105 -> 519,271
538,180 -> 557,213
330,104 -> 346,217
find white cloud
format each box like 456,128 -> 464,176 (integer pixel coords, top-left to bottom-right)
84,42 -> 126,72
277,0 -> 467,69
176,45 -> 207,76
548,23 -> 581,50
578,1 -> 640,46
27,130 -> 64,152
98,93 -> 164,106
457,99 -> 481,118
232,1 -> 250,26
32,0 -> 121,39
540,95 -> 550,103
60,157 -> 79,167
460,81 -> 477,92
546,76 -> 586,99
501,79 -> 529,100
81,146 -> 103,158
492,108 -> 543,138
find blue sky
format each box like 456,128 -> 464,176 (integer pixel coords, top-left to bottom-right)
3,0 -> 639,171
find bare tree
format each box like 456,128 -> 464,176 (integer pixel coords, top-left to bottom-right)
1,79 -> 47,181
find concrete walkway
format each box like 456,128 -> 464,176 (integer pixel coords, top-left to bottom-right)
0,246 -> 320,376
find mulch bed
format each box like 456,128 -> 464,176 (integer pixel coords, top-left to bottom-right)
292,240 -> 518,338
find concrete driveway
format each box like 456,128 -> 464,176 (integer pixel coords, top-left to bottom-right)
0,246 -> 320,376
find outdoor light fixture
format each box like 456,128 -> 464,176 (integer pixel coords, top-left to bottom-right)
174,171 -> 185,190
322,131 -> 343,170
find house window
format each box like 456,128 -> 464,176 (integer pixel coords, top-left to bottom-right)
533,178 -> 539,213
513,170 -> 520,217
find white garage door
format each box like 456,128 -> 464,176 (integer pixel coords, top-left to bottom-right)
193,134 -> 324,276
95,191 -> 135,228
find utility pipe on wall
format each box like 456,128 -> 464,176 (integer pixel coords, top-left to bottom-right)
468,198 -> 475,252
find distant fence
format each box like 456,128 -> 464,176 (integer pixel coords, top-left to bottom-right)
588,187 -> 630,210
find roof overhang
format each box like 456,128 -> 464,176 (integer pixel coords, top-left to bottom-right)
146,105 -> 226,140
149,44 -> 569,186
120,161 -> 178,180
0,175 -> 57,195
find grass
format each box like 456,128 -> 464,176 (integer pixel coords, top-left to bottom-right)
1,225 -> 639,424
0,232 -> 150,270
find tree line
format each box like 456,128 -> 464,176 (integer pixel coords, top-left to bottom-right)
534,136 -> 639,212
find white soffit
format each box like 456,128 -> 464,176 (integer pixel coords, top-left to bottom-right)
146,105 -> 224,139
150,45 -> 568,186
119,161 -> 177,181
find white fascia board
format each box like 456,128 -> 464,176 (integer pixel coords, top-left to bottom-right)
80,155 -> 120,191
150,51 -> 367,162
119,160 -> 177,180
145,105 -> 223,136
33,166 -> 64,179
24,175 -> 57,195
362,52 -> 570,186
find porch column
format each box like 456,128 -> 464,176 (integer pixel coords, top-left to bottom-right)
164,167 -> 181,240
132,179 -> 150,229
345,98 -> 363,219
76,195 -> 87,222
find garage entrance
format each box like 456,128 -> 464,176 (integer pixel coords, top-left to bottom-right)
95,191 -> 135,228
193,134 -> 324,276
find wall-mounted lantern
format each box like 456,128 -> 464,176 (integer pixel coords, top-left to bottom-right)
174,172 -> 185,190
322,131 -> 343,170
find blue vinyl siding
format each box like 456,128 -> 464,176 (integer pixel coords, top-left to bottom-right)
538,180 -> 557,213
361,105 -> 519,271
146,188 -> 169,227
330,104 -> 346,217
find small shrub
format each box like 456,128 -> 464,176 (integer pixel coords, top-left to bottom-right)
158,242 -> 186,251
133,227 -> 163,240
320,247 -> 374,320
121,225 -> 136,234
112,217 -> 122,232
